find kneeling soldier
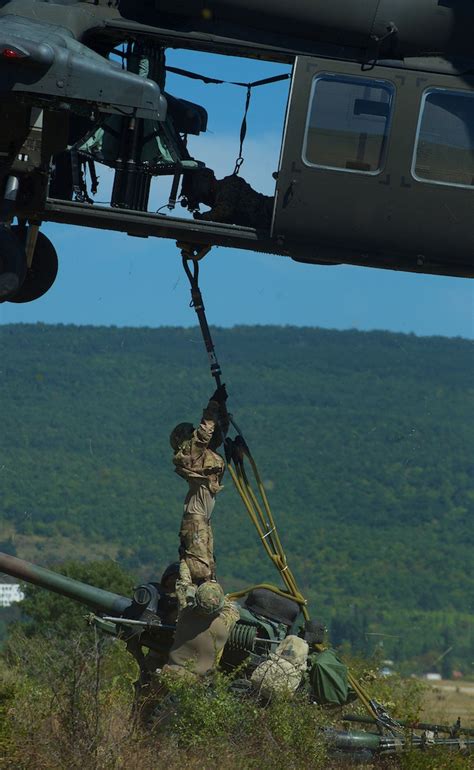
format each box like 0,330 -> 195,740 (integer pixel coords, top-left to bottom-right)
163,580 -> 239,679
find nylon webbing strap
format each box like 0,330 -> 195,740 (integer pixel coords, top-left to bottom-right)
234,85 -> 251,175
166,66 -> 290,90
167,66 -> 290,175
181,252 -> 222,383
225,439 -> 310,620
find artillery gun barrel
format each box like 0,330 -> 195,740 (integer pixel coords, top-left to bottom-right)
343,713 -> 474,737
326,728 -> 474,755
0,552 -> 131,616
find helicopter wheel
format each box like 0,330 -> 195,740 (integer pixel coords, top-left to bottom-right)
0,226 -> 27,302
8,228 -> 58,303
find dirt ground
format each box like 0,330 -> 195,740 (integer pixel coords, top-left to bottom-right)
421,679 -> 474,728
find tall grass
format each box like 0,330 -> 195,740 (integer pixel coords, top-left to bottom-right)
0,633 -> 471,770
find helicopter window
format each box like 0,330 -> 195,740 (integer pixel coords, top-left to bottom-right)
413,89 -> 474,188
303,75 -> 394,174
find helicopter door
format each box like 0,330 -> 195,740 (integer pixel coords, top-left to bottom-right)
273,56 -> 474,273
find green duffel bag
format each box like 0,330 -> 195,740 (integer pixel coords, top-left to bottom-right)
308,649 -> 357,706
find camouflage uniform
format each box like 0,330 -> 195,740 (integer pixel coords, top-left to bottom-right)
251,635 -> 309,700
164,579 -> 239,678
172,399 -> 225,583
136,582 -> 239,724
195,174 -> 274,229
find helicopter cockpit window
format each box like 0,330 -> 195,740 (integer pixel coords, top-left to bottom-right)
413,89 -> 474,189
303,75 -> 394,174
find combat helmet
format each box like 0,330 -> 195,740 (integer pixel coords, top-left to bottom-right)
170,422 -> 194,451
195,581 -> 225,615
160,562 -> 180,590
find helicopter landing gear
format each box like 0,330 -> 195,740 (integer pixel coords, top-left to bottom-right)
0,174 -> 26,301
1,171 -> 58,304
0,225 -> 27,302
0,225 -> 58,304
8,226 -> 58,304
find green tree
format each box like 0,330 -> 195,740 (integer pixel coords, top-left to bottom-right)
0,323 -> 472,672
13,560 -> 134,641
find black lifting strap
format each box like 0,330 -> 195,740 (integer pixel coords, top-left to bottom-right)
166,65 -> 290,176
233,84 -> 251,176
181,250 -> 222,386
166,66 -> 290,91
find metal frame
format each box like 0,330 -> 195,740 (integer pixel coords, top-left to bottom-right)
272,54 -> 474,276
411,85 -> 474,191
301,73 -> 396,176
43,199 -> 278,254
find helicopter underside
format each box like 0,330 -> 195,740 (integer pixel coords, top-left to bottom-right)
1,6 -> 474,306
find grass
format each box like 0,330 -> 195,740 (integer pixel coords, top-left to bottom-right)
421,679 -> 474,728
1,633 -> 473,770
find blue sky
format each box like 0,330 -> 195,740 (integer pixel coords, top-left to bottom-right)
0,51 -> 472,338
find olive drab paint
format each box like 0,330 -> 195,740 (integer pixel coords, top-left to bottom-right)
0,0 -> 473,295
0,551 -> 295,690
121,0 -> 474,59
274,56 -> 474,275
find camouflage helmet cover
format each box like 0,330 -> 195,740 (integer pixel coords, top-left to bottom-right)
195,581 -> 225,615
170,422 -> 194,451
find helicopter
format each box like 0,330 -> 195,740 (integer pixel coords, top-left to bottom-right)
1,0 -> 474,306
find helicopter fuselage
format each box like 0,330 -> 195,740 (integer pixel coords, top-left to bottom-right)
0,0 -> 473,305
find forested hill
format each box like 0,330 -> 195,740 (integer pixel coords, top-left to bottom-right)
0,324 -> 472,672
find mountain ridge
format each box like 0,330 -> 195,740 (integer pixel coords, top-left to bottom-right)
0,322 -> 472,672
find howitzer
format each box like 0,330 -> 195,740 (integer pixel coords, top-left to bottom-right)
0,552 -> 298,667
0,552 -> 342,703
1,551 -> 473,758
343,713 -> 474,738
0,551 -> 131,616
0,551 -> 179,660
323,728 -> 474,757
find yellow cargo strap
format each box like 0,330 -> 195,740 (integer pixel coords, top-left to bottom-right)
225,434 -> 309,621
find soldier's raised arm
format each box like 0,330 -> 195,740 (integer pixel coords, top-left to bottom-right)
192,385 -> 228,452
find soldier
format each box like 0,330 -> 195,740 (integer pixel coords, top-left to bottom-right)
181,168 -> 274,229
133,561 -> 181,685
157,561 -> 180,625
139,581 -> 239,725
163,579 -> 239,680
170,385 -> 228,586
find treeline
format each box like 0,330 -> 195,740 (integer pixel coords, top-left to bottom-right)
0,323 -> 472,673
